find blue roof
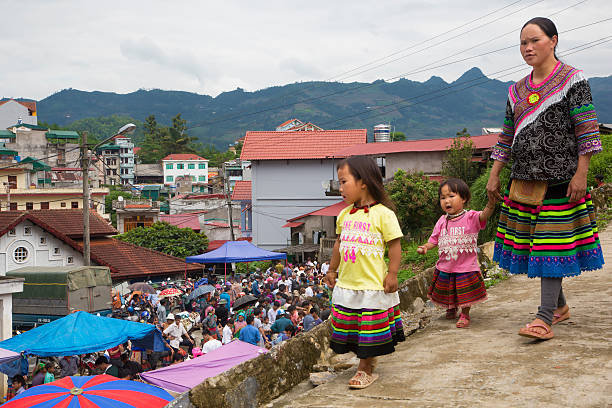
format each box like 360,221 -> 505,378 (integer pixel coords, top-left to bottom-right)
0,311 -> 167,356
186,240 -> 286,263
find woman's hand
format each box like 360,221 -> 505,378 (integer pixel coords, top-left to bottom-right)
383,274 -> 398,294
486,173 -> 503,203
567,172 -> 587,202
323,271 -> 337,289
417,245 -> 428,255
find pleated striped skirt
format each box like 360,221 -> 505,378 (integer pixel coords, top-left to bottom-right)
493,182 -> 604,278
330,304 -> 405,359
428,269 -> 488,309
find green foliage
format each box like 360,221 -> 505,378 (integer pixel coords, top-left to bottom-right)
398,241 -> 438,284
137,114 -> 200,164
235,260 -> 272,275
42,115 -> 144,146
198,144 -> 237,168
391,131 -> 406,141
386,169 -> 442,240
470,164 -> 512,243
441,129 -> 480,186
484,268 -> 510,289
587,133 -> 612,186
116,221 -> 208,258
104,186 -> 133,227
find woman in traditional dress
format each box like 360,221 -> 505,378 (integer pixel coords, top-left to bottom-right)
486,17 -> 604,340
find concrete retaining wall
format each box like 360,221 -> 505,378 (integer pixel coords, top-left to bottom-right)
165,267 -> 435,408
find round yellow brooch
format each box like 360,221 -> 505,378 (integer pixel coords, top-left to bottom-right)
528,92 -> 540,105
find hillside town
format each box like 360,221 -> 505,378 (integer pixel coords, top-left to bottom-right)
1,3 -> 612,408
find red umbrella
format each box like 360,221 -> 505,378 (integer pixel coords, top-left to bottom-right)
159,288 -> 183,298
3,374 -> 173,407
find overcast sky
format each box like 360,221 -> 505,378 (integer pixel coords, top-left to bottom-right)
2,0 -> 611,101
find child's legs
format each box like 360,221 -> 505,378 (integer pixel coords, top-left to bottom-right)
357,357 -> 375,374
536,277 -> 563,326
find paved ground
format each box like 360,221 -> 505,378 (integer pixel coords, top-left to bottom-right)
270,228 -> 612,408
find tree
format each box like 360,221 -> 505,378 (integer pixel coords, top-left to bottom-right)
441,129 -> 480,186
470,163 -> 511,243
391,131 -> 406,141
385,169 -> 442,240
136,113 -> 200,164
116,222 -> 209,258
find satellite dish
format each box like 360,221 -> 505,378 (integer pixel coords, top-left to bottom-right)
118,196 -> 124,201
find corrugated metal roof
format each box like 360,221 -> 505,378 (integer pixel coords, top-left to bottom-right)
332,134 -> 500,157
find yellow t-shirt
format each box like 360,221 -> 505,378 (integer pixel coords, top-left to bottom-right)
335,204 -> 403,291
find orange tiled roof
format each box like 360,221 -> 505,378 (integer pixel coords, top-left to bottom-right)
0,209 -> 117,239
162,154 -> 208,161
240,129 -> 367,160
231,181 -> 251,201
0,99 -> 36,112
89,238 -> 201,279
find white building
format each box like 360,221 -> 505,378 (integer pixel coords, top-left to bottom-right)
162,154 -> 209,193
116,136 -> 135,186
0,99 -> 37,129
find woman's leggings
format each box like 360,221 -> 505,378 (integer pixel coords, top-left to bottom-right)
536,277 -> 566,325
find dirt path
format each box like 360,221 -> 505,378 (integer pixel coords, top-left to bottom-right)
272,228 -> 612,408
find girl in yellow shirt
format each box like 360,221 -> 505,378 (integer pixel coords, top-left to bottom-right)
324,156 -> 404,389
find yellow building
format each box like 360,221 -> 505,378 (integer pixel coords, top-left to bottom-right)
0,164 -> 109,217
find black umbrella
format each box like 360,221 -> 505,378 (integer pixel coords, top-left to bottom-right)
232,295 -> 257,311
128,282 -> 156,294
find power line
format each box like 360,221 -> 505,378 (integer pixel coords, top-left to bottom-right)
184,5 -> 600,132
322,35 -> 612,127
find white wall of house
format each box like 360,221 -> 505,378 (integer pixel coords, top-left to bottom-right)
0,100 -> 36,129
385,151 -> 447,177
251,159 -> 342,250
0,220 -> 84,274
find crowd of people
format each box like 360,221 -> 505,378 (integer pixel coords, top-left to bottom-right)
105,260 -> 332,371
4,259 -> 332,401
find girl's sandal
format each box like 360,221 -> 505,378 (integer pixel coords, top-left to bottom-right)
518,322 -> 554,340
456,313 -> 470,328
348,370 -> 379,389
446,308 -> 458,320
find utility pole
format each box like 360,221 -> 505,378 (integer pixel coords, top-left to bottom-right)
223,162 -> 235,241
82,131 -> 90,266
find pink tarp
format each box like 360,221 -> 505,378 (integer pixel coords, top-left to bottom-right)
0,348 -> 20,364
140,340 -> 268,393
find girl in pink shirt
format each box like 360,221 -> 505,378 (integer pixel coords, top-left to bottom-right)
418,178 -> 497,328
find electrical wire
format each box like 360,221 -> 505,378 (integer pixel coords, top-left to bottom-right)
183,1 -> 592,132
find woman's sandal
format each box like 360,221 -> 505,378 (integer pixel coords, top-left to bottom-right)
446,308 -> 458,320
518,322 -> 554,340
348,370 -> 379,389
456,313 -> 470,328
552,306 -> 570,325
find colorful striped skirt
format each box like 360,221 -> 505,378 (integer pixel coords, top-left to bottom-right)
428,269 -> 488,309
330,304 -> 405,359
493,182 -> 604,278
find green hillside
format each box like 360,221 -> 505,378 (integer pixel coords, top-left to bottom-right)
34,67 -> 612,150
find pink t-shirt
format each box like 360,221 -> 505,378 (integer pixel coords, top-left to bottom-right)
428,210 -> 486,273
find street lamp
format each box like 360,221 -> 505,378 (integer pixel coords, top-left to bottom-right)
82,123 -> 136,266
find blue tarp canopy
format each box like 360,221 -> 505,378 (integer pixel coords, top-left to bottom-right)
0,311 -> 168,357
185,240 -> 286,264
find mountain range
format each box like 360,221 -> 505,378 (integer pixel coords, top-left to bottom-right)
31,67 -> 612,150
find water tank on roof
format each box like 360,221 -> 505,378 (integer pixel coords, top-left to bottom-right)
373,124 -> 391,142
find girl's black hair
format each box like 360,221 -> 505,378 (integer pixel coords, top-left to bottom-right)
337,155 -> 395,210
522,17 -> 559,59
439,178 -> 471,204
